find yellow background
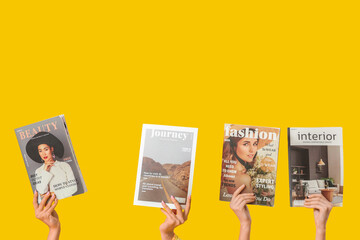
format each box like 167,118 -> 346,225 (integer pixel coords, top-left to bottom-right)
0,1 -> 358,239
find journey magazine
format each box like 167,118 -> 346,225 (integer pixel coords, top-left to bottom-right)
134,124 -> 198,208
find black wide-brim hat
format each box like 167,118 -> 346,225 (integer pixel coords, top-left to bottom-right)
26,132 -> 64,163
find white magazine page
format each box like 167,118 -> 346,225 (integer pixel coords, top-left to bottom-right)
134,124 -> 198,209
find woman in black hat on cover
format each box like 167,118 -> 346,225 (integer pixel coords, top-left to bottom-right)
26,132 -> 77,202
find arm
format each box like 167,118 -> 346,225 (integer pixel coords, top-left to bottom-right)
304,194 -> 333,240
33,191 -> 60,240
160,195 -> 191,240
230,184 -> 256,240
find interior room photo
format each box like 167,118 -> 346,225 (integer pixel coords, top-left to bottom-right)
290,145 -> 343,207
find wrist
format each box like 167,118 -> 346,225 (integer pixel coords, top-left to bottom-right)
239,222 -> 251,240
240,221 -> 251,230
160,230 -> 174,240
316,225 -> 326,233
48,224 -> 60,240
315,227 -> 326,240
49,222 -> 61,232
240,219 -> 251,228
315,223 -> 326,232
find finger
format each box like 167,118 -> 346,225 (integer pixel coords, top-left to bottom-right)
170,195 -> 183,219
239,195 -> 256,203
314,197 -> 332,208
236,194 -> 256,202
44,194 -> 56,212
239,198 -> 255,209
236,196 -> 256,209
237,193 -> 256,197
33,190 -> 39,209
47,197 -> 58,213
308,194 -> 323,199
304,202 -> 325,210
304,198 -> 318,203
304,198 -> 320,204
184,195 -> 191,219
318,196 -> 331,204
305,198 -> 329,206
39,192 -> 51,209
304,201 -> 320,207
307,205 -> 326,211
160,208 -> 172,219
232,194 -> 254,206
232,184 -> 245,200
161,201 -> 176,217
307,194 -> 329,204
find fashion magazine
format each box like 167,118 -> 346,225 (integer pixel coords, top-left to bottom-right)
15,115 -> 87,203
220,124 -> 280,207
133,124 -> 198,208
288,127 -> 343,207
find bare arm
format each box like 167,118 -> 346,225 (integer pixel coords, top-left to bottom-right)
304,194 -> 333,240
160,195 -> 191,240
33,191 -> 60,240
230,184 -> 255,240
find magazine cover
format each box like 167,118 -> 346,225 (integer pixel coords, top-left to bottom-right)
220,124 -> 280,206
15,115 -> 87,203
133,124 -> 198,209
288,127 -> 343,207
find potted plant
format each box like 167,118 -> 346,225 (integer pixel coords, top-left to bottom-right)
321,177 -> 335,187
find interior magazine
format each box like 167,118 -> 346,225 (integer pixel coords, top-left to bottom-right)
288,127 -> 343,207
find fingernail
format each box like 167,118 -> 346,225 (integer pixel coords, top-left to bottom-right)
46,192 -> 50,195
188,195 -> 191,200
161,200 -> 164,204
171,195 -> 174,199
34,190 -> 37,194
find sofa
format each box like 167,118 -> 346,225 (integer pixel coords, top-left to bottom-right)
300,180 -> 339,194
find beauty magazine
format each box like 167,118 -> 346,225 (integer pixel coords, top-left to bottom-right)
15,115 -> 87,203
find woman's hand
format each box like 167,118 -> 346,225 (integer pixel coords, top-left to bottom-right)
230,184 -> 255,240
45,163 -> 54,172
304,194 -> 333,240
33,191 -> 60,240
160,195 -> 191,240
230,184 -> 255,226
